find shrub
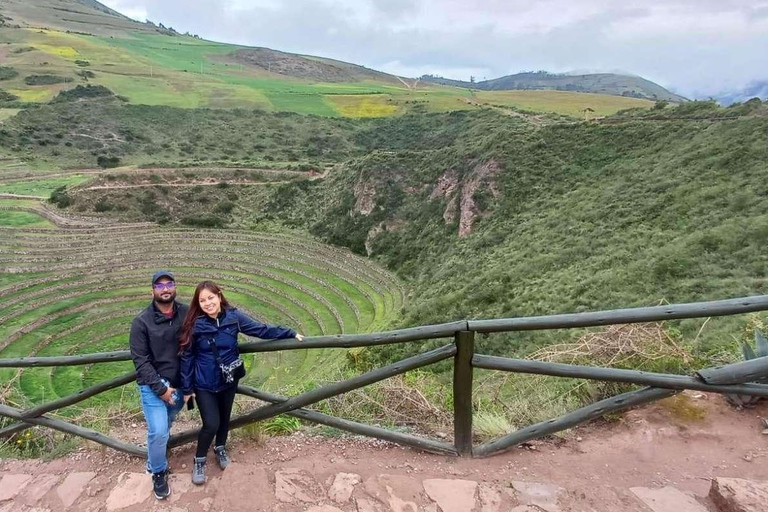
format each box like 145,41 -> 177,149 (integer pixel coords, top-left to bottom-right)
53,85 -> 112,103
94,198 -> 114,212
180,214 -> 226,228
49,186 -> 72,208
0,90 -> 18,103
214,200 -> 235,214
24,75 -> 74,86
0,67 -> 18,81
96,155 -> 121,168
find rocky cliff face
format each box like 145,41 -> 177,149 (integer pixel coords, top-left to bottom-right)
431,161 -> 501,236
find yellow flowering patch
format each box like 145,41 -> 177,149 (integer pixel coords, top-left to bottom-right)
8,89 -> 55,102
34,44 -> 80,59
326,94 -> 400,118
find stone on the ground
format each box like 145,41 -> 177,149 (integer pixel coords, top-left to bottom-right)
423,478 -> 478,512
0,473 -> 33,502
630,486 -> 708,512
306,506 -> 346,512
478,483 -> 502,512
275,468 -> 325,503
509,481 -> 565,512
709,477 -> 768,512
213,464 -> 271,510
329,472 -> 362,503
363,475 -> 420,512
356,497 -> 385,512
19,474 -> 60,505
104,472 -> 152,511
56,471 -> 96,509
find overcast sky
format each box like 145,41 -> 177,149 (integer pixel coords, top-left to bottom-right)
100,0 -> 768,99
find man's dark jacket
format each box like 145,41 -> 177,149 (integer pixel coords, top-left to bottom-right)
129,301 -> 189,396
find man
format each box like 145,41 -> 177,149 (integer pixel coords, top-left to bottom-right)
129,270 -> 189,500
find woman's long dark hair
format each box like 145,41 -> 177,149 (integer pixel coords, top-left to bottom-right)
179,281 -> 231,354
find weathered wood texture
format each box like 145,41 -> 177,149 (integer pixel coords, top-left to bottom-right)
469,295 -> 768,333
236,385 -> 457,455
472,387 -> 677,457
472,355 -> 768,396
697,356 -> 768,385
453,331 -> 474,456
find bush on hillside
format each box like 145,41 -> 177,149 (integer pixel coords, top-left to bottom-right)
49,186 -> 72,208
96,155 -> 121,168
54,85 -> 112,103
24,75 -> 74,86
180,214 -> 226,228
0,90 -> 18,103
0,67 -> 18,81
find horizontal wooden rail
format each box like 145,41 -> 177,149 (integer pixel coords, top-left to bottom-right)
468,295 -> 768,333
472,355 -> 768,397
239,321 -> 468,353
237,385 -> 457,456
472,387 -> 677,457
0,321 -> 466,368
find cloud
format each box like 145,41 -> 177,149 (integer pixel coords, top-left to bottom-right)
98,0 -> 768,98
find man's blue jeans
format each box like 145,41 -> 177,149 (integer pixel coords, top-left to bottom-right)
139,381 -> 184,474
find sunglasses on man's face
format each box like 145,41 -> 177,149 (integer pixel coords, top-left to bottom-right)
153,282 -> 176,291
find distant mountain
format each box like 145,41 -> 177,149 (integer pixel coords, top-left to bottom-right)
421,71 -> 688,103
713,81 -> 768,106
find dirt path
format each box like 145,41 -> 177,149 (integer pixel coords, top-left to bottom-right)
2,392 -> 767,511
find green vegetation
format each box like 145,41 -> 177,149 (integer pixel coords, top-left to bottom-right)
0,67 -> 19,81
0,175 -> 89,197
0,210 -> 54,228
24,75 -> 74,86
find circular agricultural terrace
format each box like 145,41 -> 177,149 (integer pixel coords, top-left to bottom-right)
0,209 -> 404,423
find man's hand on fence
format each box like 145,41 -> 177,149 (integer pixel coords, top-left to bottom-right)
160,386 -> 176,405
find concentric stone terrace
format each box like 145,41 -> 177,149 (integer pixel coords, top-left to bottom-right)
0,213 -> 404,418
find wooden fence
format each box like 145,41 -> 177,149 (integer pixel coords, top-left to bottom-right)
2,295 -> 768,458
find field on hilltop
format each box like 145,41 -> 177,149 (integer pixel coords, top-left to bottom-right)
0,0 -> 654,117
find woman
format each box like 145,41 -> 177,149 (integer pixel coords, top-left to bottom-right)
179,281 -> 303,485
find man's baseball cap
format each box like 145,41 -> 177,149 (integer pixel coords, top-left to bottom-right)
151,270 -> 175,285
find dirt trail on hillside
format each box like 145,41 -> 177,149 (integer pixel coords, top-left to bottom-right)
2,391 -> 767,511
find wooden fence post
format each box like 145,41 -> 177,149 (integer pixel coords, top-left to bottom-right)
454,330 -> 475,456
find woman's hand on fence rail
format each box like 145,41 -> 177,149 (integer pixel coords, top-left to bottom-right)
296,334 -> 304,342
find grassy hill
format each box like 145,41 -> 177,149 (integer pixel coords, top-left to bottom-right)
0,0 -> 654,117
422,71 -> 687,103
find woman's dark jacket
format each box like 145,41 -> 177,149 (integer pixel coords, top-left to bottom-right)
180,308 -> 296,393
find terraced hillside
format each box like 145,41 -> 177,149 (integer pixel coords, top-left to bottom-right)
0,201 -> 404,427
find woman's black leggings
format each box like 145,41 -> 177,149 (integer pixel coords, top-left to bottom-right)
195,385 -> 237,458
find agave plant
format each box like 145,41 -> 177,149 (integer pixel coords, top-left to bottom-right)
726,329 -> 768,407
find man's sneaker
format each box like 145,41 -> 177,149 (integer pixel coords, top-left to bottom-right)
192,456 -> 206,485
152,469 -> 171,500
213,445 -> 230,470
